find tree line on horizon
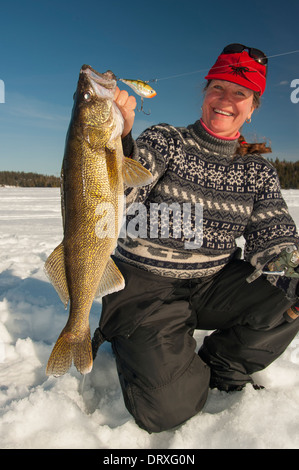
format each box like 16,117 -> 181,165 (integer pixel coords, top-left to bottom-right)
0,160 -> 298,189
0,171 -> 60,187
268,158 -> 299,189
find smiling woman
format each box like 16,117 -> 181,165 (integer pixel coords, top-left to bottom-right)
92,43 -> 299,434
200,43 -> 267,139
201,80 -> 255,138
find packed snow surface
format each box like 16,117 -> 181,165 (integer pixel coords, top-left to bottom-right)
0,187 -> 299,449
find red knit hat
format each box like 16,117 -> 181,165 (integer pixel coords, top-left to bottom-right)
205,49 -> 267,95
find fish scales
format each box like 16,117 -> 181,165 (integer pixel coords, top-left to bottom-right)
45,65 -> 153,377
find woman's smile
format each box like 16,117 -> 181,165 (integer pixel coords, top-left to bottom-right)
213,108 -> 234,117
201,80 -> 255,138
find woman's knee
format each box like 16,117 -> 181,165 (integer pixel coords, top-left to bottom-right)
120,355 -> 210,433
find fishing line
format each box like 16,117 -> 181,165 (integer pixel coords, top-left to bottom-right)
119,48 -> 299,114
152,49 -> 299,82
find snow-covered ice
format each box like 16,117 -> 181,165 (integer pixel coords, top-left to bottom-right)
0,186 -> 299,449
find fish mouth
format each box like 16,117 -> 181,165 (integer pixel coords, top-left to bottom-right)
80,65 -> 117,99
79,65 -> 124,139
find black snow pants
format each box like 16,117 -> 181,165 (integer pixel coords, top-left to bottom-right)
93,256 -> 299,433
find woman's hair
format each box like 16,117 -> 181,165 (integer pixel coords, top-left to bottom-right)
203,80 -> 271,155
252,91 -> 261,109
236,135 -> 272,156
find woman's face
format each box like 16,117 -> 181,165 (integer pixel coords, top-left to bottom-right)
201,80 -> 255,138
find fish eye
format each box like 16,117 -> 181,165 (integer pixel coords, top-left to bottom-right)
83,91 -> 92,101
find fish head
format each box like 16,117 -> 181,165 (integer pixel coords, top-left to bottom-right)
71,65 -> 124,147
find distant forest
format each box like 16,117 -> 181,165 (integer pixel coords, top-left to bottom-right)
0,160 -> 298,189
269,159 -> 299,189
0,171 -> 60,187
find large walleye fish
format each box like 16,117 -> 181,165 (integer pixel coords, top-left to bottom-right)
45,65 -> 153,376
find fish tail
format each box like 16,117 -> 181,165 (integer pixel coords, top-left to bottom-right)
46,328 -> 93,377
73,331 -> 93,376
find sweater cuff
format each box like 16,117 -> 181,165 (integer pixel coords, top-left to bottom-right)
122,131 -> 134,157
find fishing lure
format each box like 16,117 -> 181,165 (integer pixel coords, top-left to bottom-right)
118,78 -> 157,114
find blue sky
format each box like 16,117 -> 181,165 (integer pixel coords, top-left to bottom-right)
0,0 -> 299,175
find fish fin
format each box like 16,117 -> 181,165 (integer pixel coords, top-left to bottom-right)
46,331 -> 73,376
44,242 -> 69,308
73,331 -> 93,375
122,157 -> 154,188
46,328 -> 93,376
96,257 -> 125,298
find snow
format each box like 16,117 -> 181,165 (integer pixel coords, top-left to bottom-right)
0,186 -> 299,449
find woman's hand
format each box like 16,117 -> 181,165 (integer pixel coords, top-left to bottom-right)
114,86 -> 137,138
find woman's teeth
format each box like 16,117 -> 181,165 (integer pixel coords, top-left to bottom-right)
214,108 -> 233,116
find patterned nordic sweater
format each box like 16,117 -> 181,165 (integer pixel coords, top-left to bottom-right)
115,120 -> 298,279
